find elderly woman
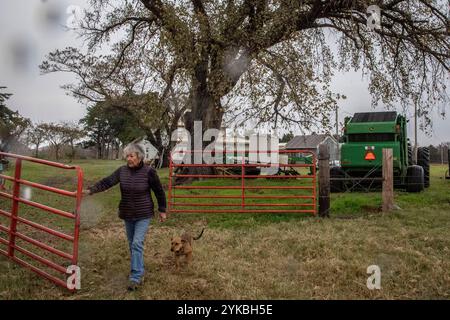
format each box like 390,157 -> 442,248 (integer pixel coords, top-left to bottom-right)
83,143 -> 167,291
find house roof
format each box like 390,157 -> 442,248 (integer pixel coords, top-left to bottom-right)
285,134 -> 336,149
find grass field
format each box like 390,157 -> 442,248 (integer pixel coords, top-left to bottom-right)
0,159 -> 449,299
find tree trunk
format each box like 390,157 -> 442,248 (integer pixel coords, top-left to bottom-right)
160,147 -> 170,168
175,71 -> 224,184
97,136 -> 102,159
70,141 -> 75,161
105,142 -> 110,160
115,142 -> 120,160
54,145 -> 60,161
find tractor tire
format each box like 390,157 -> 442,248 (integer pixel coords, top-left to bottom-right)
406,165 -> 424,193
330,167 -> 344,193
417,147 -> 430,188
407,142 -> 413,166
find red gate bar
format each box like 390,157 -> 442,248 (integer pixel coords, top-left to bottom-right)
168,209 -> 316,214
0,152 -> 83,290
172,195 -> 314,199
168,149 -> 317,215
170,203 -> 315,207
173,185 -> 314,189
173,174 -> 315,178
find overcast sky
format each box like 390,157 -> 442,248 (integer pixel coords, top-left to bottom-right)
0,0 -> 449,146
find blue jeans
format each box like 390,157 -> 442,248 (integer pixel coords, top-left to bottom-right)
124,218 -> 151,283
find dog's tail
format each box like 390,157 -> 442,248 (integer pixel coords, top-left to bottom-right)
193,228 -> 205,240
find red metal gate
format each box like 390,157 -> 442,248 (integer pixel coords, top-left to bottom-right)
0,152 -> 83,290
168,149 -> 316,214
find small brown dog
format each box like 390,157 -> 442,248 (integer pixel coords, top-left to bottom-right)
171,228 -> 205,271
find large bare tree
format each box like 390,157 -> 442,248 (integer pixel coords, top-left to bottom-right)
41,0 -> 449,147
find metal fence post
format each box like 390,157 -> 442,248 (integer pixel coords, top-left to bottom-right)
8,158 -> 22,257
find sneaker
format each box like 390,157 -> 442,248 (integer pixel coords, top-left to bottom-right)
127,281 -> 140,291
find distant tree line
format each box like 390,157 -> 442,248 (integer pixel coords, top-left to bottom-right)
25,122 -> 85,161
428,143 -> 450,164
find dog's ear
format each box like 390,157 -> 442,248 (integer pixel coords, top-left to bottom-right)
181,239 -> 186,243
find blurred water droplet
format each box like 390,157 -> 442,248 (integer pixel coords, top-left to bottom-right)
8,36 -> 37,74
35,0 -> 66,33
22,187 -> 32,201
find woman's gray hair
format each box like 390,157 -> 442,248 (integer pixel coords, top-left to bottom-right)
123,143 -> 145,160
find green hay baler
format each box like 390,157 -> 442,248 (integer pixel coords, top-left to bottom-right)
330,111 -> 430,192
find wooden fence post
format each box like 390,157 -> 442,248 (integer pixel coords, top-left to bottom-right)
318,144 -> 330,217
382,148 -> 394,212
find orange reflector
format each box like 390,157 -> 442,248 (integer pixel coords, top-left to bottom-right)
365,151 -> 376,161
